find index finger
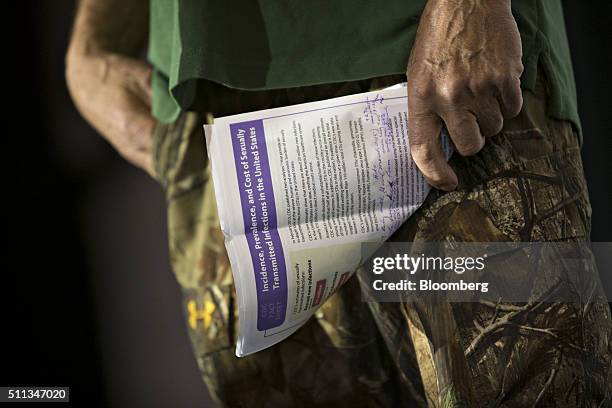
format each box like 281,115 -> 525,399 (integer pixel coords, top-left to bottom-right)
408,112 -> 458,191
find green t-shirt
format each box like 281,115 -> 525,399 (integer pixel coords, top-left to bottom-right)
148,0 -> 579,134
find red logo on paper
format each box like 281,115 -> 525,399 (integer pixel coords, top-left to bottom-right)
312,279 -> 326,307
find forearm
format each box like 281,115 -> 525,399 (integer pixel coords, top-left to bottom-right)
67,0 -> 149,59
65,0 -> 155,176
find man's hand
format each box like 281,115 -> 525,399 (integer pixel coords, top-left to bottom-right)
407,0 -> 524,191
66,52 -> 155,175
66,0 -> 154,176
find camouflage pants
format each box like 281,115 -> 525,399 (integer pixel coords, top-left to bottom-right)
152,75 -> 612,407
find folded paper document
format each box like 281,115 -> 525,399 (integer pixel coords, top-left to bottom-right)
204,84 -> 451,356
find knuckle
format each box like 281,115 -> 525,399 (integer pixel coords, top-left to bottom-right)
505,76 -> 522,93
411,143 -> 437,167
512,61 -> 524,77
409,80 -> 435,101
456,137 -> 484,156
473,76 -> 497,96
440,79 -> 466,103
481,115 -> 503,137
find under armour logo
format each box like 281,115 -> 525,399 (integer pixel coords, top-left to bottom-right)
187,299 -> 216,330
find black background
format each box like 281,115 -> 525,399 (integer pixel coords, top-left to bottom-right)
1,1 -> 610,407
